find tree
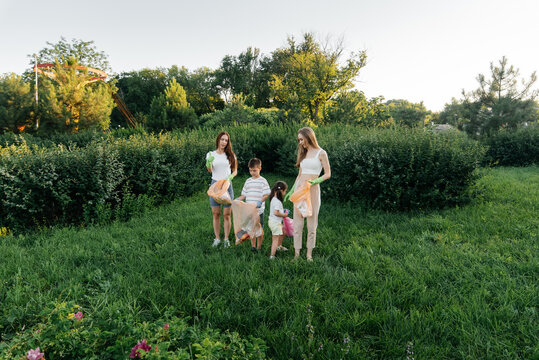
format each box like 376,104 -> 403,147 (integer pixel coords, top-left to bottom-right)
168,65 -> 224,115
147,79 -> 197,131
0,73 -> 36,133
215,47 -> 262,105
385,99 -> 431,127
270,33 -> 367,126
325,90 -> 392,127
460,57 -> 539,137
38,60 -> 115,133
29,37 -> 111,73
112,68 -> 169,127
438,98 -> 470,130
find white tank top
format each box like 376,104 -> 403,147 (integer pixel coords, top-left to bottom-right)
300,149 -> 323,175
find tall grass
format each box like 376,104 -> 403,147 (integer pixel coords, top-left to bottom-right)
0,167 -> 537,359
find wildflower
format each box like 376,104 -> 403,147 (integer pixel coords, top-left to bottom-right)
163,323 -> 170,330
406,341 -> 415,360
74,312 -> 84,320
67,313 -> 75,319
26,347 -> 44,360
129,339 -> 152,358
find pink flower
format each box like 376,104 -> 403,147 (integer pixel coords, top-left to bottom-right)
163,323 -> 169,330
129,339 -> 151,358
74,311 -> 83,320
26,347 -> 44,360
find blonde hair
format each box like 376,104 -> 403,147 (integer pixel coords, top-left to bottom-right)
296,127 -> 320,168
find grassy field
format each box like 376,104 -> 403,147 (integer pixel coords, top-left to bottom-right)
1,167 -> 538,359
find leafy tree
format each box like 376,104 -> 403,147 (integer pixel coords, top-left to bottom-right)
147,78 -> 197,131
112,68 -> 168,127
460,57 -> 539,137
38,60 -> 115,133
325,90 -> 392,127
0,73 -> 36,133
270,33 -> 367,125
215,47 -> 262,105
199,95 -> 279,128
385,99 -> 430,127
438,98 -> 470,130
29,37 -> 111,73
168,65 -> 224,115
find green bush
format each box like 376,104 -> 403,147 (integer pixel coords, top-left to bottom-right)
482,126 -> 539,166
0,125 -> 486,232
324,127 -> 485,210
0,133 -> 209,232
0,128 -> 145,149
0,143 -> 124,231
0,300 -> 267,359
199,105 -> 281,128
113,133 -> 208,199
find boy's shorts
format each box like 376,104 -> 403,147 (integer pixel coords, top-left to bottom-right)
259,214 -> 264,227
209,179 -> 234,208
268,219 -> 283,236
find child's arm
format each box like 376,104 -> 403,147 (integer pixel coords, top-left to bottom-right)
274,209 -> 288,218
236,195 -> 246,201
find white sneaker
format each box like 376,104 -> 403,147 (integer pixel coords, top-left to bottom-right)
223,239 -> 230,248
269,256 -> 275,260
212,238 -> 221,247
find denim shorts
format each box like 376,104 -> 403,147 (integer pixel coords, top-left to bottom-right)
209,179 -> 234,208
259,214 -> 265,227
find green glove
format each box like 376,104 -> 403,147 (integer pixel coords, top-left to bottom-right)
283,183 -> 297,203
205,152 -> 215,169
226,174 -> 235,181
308,177 -> 324,185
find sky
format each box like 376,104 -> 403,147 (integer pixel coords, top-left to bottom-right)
1,0 -> 538,111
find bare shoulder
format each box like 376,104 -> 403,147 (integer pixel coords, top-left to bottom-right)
319,148 -> 328,158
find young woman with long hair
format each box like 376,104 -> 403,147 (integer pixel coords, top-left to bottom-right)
206,131 -> 238,247
284,127 -> 331,261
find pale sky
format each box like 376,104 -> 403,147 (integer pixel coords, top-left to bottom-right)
1,0 -> 538,111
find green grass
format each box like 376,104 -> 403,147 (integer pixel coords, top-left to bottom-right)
1,167 -> 538,359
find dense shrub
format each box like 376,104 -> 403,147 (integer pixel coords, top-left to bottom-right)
0,142 -> 124,230
0,301 -> 267,359
0,133 -> 209,231
0,125 -> 486,231
113,133 -> 208,199
482,126 -> 539,166
324,128 -> 485,210
199,105 -> 282,128
0,128 -> 145,149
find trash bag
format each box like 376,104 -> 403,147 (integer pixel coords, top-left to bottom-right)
289,182 -> 312,217
207,180 -> 232,205
283,215 -> 294,237
231,200 -> 263,244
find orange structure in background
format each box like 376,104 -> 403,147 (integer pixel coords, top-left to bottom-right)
33,63 -> 137,128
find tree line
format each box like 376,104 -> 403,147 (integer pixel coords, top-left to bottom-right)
0,35 -> 537,137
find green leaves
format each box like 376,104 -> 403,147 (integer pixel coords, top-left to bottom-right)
270,33 -> 367,125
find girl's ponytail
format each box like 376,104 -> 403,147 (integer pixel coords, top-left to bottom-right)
270,181 -> 288,202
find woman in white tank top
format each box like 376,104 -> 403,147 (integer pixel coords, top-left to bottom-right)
284,127 -> 331,261
206,131 -> 238,248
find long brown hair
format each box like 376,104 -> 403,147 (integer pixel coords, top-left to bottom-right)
296,127 -> 321,168
216,131 -> 236,171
